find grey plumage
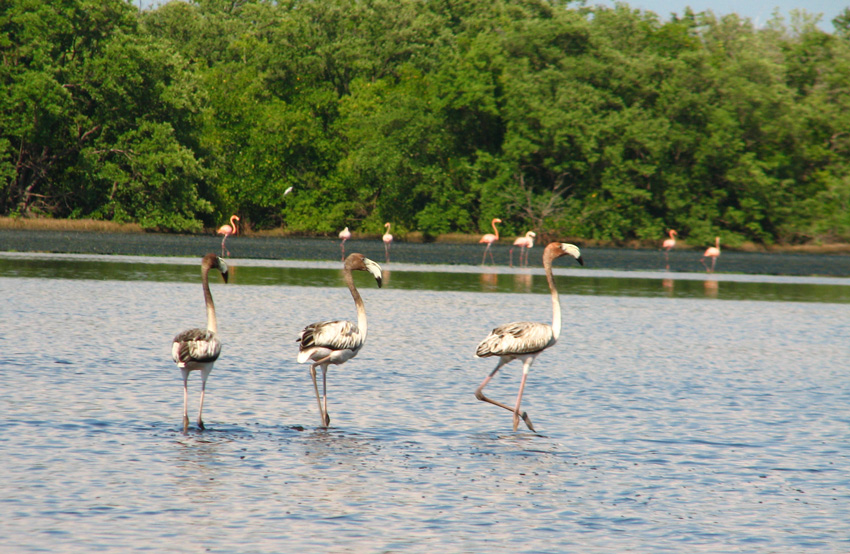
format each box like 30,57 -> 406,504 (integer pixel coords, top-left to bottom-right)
172,328 -> 222,366
475,321 -> 555,358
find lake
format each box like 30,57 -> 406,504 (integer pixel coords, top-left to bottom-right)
1,252 -> 848,553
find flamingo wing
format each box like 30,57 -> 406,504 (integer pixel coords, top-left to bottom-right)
172,328 -> 221,366
297,319 -> 364,353
476,321 -> 555,358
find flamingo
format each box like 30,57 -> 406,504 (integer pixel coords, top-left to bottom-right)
171,253 -> 229,433
479,218 -> 502,265
662,229 -> 677,268
216,215 -> 239,257
474,242 -> 584,432
339,227 -> 351,261
296,253 -> 383,427
382,222 -> 393,263
701,236 -> 721,273
510,231 -> 536,267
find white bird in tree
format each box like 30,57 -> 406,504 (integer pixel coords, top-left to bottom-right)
171,253 -> 229,433
296,253 -> 383,427
339,227 -> 352,261
474,242 -> 584,432
382,222 -> 393,263
510,231 -> 536,267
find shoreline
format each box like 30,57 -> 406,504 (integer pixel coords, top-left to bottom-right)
1,216 -> 849,255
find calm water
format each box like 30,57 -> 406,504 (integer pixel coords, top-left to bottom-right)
2,254 -> 849,553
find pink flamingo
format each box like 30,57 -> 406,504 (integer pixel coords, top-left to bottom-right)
510,231 -> 536,267
339,227 -> 351,261
216,215 -> 239,257
479,218 -> 502,265
662,229 -> 677,268
701,236 -> 721,273
382,222 -> 393,263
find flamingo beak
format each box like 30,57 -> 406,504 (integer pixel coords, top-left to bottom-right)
362,257 -> 383,288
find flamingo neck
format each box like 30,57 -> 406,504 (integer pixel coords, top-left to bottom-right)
202,265 -> 218,334
344,268 -> 367,340
491,220 -> 500,240
544,254 -> 561,341
230,216 -> 238,234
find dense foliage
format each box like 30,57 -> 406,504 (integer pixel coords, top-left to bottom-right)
3,0 -> 850,245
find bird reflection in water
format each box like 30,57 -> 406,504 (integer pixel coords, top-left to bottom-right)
513,272 -> 533,293
662,278 -> 674,296
704,279 -> 719,298
479,273 -> 498,292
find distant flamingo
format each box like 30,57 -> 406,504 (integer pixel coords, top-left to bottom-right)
382,222 -> 393,263
297,253 -> 383,427
216,215 -> 239,257
475,242 -> 584,431
510,231 -> 536,267
479,218 -> 502,265
662,229 -> 677,268
701,236 -> 721,273
339,227 -> 351,261
171,253 -> 228,433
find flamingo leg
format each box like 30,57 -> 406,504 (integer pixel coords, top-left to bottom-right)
309,359 -> 332,427
385,242 -> 390,263
481,244 -> 490,265
700,257 -> 709,272
509,248 -> 514,267
221,236 -> 229,257
512,358 -> 536,432
474,358 -> 535,431
182,369 -> 190,433
340,241 -> 346,261
197,367 -> 213,431
321,365 -> 330,427
711,257 -> 717,273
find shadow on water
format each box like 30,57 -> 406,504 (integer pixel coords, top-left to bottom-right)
1,254 -> 849,303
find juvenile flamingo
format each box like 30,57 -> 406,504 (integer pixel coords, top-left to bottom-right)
701,236 -> 721,273
662,229 -> 677,268
510,231 -> 536,267
216,215 -> 239,257
297,253 -> 383,427
474,242 -> 584,431
382,222 -> 393,263
479,218 -> 502,265
339,227 -> 352,261
171,253 -> 229,433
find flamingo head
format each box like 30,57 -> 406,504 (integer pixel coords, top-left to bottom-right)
346,253 -> 383,288
202,253 -> 229,283
546,242 -> 584,266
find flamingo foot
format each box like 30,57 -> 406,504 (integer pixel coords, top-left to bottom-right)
521,412 -> 535,432
198,419 -> 205,431
183,415 -> 190,433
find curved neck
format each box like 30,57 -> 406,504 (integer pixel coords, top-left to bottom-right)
544,255 -> 561,340
202,265 -> 218,334
344,268 -> 367,339
491,220 -> 500,239
230,216 -> 238,233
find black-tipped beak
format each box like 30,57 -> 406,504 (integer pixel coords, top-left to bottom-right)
375,276 -> 383,288
221,271 -> 229,283
576,256 -> 585,266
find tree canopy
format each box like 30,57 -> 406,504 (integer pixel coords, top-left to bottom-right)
3,0 -> 850,246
